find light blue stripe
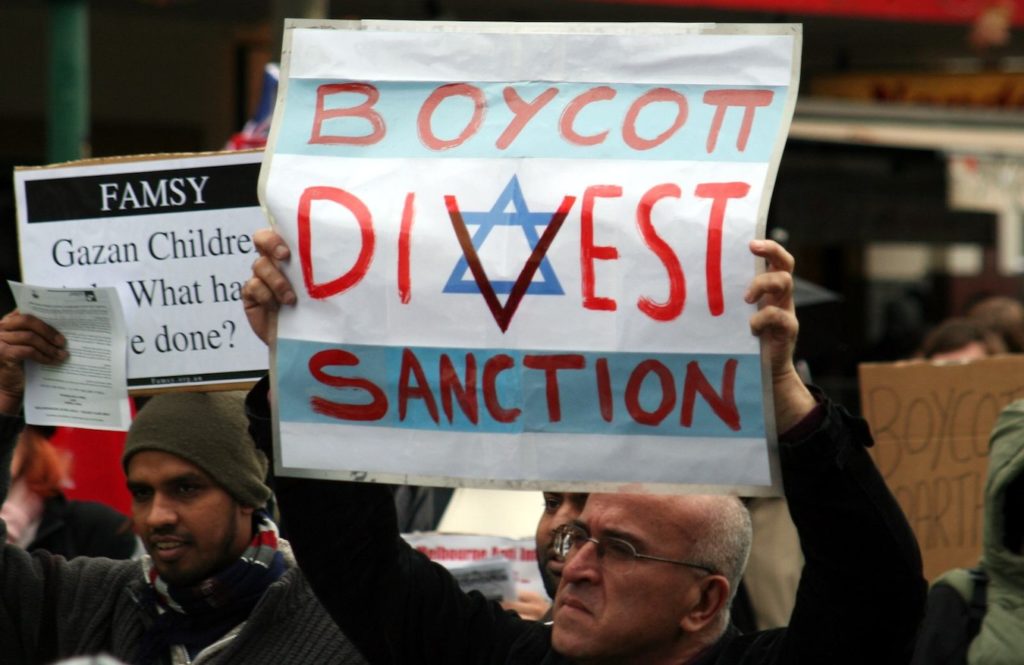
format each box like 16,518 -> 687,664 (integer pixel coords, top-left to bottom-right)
276,339 -> 764,438
276,80 -> 786,162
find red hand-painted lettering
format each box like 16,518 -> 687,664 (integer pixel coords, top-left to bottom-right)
694,182 -> 750,316
624,359 -> 676,426
309,83 -> 386,146
418,83 -> 486,151
308,349 -> 388,421
681,358 -> 740,431
523,354 -> 586,423
440,353 -> 479,425
636,183 -> 685,321
497,86 -> 559,150
581,185 -> 622,312
622,88 -> 688,151
297,186 -> 375,299
703,89 -> 774,153
559,86 -> 616,146
398,347 -> 440,423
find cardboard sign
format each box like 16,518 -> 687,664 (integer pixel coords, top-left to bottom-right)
859,356 -> 1024,580
262,20 -> 801,492
15,151 -> 268,391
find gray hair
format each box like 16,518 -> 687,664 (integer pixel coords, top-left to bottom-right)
685,496 -> 753,631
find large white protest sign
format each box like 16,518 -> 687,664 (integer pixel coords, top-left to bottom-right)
262,20 -> 801,493
15,151 -> 268,391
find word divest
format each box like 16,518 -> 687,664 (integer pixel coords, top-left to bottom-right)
262,20 -> 802,492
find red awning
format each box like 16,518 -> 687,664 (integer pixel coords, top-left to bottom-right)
585,0 -> 1022,26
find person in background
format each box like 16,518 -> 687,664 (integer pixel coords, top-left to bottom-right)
916,317 -> 1005,361
502,492 -> 588,622
911,399 -> 1024,664
967,295 -> 1024,353
2,424 -> 137,559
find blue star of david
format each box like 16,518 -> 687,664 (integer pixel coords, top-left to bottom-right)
443,176 -> 564,296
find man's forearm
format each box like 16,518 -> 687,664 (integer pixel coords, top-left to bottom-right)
772,368 -> 817,433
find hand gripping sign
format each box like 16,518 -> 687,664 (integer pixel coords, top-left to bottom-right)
261,20 -> 801,493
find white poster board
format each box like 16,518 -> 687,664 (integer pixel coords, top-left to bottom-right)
262,20 -> 801,493
15,151 -> 268,391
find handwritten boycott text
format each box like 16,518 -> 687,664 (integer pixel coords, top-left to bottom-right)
308,83 -> 775,154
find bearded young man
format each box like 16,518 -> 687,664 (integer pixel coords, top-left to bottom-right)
242,231 -> 927,665
0,312 -> 365,665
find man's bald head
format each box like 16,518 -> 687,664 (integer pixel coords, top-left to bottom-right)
552,492 -> 752,664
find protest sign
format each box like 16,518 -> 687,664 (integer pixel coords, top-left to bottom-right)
859,356 -> 1024,580
15,151 -> 267,391
402,532 -> 544,601
262,20 -> 801,492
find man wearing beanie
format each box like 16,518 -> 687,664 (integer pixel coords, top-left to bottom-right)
0,310 -> 366,665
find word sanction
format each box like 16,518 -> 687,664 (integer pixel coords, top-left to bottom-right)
283,342 -> 762,436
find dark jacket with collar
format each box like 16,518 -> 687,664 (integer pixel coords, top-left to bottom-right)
250,380 -> 926,665
0,413 -> 366,665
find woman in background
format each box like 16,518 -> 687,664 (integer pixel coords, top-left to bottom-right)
2,425 -> 137,559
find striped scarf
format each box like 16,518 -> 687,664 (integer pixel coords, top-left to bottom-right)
135,510 -> 286,664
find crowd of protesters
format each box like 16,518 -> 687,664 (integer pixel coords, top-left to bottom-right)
0,230 -> 1022,664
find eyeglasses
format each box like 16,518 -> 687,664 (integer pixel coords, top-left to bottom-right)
552,523 -> 717,576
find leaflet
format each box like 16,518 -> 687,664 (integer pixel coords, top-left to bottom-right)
8,281 -> 131,430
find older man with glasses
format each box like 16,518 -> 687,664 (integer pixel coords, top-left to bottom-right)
548,494 -> 752,663
242,232 -> 926,665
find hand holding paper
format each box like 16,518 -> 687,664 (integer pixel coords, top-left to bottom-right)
7,284 -> 131,430
0,310 -> 68,415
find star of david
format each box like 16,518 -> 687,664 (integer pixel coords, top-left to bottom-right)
443,176 -> 564,296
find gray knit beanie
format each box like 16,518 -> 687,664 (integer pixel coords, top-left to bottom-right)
122,391 -> 271,508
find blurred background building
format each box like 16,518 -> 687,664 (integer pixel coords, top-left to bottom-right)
3,0 -> 1024,409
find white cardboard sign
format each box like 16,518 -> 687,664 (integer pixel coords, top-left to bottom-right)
262,20 -> 801,493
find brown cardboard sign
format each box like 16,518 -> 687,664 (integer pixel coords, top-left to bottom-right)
859,356 -> 1024,581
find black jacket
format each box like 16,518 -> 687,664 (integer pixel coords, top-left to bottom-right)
249,381 -> 925,665
28,493 -> 136,560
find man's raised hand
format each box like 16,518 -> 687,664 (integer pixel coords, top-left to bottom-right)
242,228 -> 297,346
745,239 -> 815,431
0,311 -> 67,415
